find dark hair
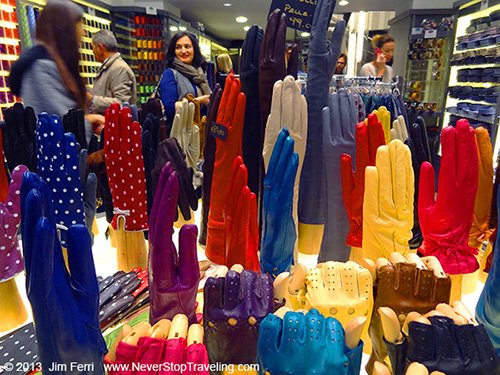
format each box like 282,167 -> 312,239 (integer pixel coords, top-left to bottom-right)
338,53 -> 347,62
36,0 -> 86,108
166,32 -> 205,68
372,34 -> 395,50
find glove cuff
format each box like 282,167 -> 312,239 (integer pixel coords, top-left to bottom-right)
419,239 -> 479,274
346,340 -> 364,375
384,336 -> 407,375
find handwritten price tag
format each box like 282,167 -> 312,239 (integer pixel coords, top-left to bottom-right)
269,0 -> 317,31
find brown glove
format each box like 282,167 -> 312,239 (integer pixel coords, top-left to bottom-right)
367,256 -> 451,373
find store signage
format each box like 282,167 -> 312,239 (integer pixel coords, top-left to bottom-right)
268,0 -> 317,32
411,27 -> 423,35
146,6 -> 157,15
210,122 -> 228,140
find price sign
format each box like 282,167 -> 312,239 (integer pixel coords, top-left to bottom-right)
269,0 -> 317,32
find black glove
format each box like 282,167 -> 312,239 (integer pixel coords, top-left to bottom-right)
63,108 -> 88,150
286,43 -> 299,79
87,150 -> 114,223
152,137 -> 198,221
142,114 -> 160,215
79,148 -> 97,241
2,102 -> 37,172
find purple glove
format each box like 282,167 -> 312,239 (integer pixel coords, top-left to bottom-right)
0,165 -> 27,282
148,162 -> 200,325
203,270 -> 274,366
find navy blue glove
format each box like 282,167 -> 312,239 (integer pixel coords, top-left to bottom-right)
261,129 -> 298,278
258,309 -> 363,375
78,149 -> 97,241
36,113 -> 85,245
21,172 -> 106,374
299,0 -> 345,226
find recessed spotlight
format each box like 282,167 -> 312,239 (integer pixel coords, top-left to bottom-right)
170,26 -> 179,32
339,0 -> 349,5
223,3 -> 232,6
236,16 -> 248,23
179,26 -> 187,31
244,26 -> 250,31
301,32 -> 310,37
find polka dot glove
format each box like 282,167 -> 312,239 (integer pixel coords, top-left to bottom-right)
36,113 -> 85,245
0,165 -> 27,283
104,103 -> 148,231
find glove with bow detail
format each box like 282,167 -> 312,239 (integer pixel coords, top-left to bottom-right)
363,139 -> 414,260
2,102 -> 37,172
206,74 -> 246,264
258,309 -> 364,375
204,270 -> 274,366
104,103 -> 148,231
171,98 -> 200,170
418,119 -> 479,274
149,162 -> 199,325
340,113 -> 386,250
261,129 -> 298,278
21,172 -> 107,374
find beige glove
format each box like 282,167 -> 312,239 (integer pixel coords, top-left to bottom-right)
171,98 -> 200,170
363,139 -> 414,260
390,115 -> 408,141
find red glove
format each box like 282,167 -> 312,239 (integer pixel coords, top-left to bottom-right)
340,113 -> 386,247
206,73 -> 246,263
225,156 -> 259,271
104,103 -> 148,231
419,119 -> 479,274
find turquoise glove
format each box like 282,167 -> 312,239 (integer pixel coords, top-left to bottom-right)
257,309 -> 363,375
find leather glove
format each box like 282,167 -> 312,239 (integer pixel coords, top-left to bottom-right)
476,186 -> 500,356
0,165 -> 27,282
299,0 -> 345,228
418,119 -> 479,274
171,98 -> 200,170
141,98 -> 164,121
200,85 -> 223,247
286,43 -> 299,79
104,103 -> 148,231
36,113 -> 86,245
223,156 -> 259,271
405,117 -> 432,249
340,113 -> 386,249
299,261 -> 373,331
152,138 -> 198,222
385,316 -> 500,375
206,74 -> 246,264
259,9 -> 286,128
186,93 -> 205,158
263,76 -> 307,254
241,25 -> 264,196
149,162 -> 199,324
78,149 -> 97,240
390,115 -> 408,142
372,106 -> 391,143
21,172 -> 107,374
2,102 -> 37,172
204,270 -> 274,367
320,90 -> 358,262
87,149 -> 114,223
63,108 -> 88,150
368,255 -> 451,373
258,309 -> 363,375
0,128 -> 9,202
363,140 -> 414,260
261,129 -> 298,278
469,127 -> 493,248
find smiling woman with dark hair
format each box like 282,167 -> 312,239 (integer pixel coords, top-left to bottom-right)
158,32 -> 211,130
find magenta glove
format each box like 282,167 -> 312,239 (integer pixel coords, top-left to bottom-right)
149,162 -> 200,325
185,343 -> 209,375
0,165 -> 27,282
419,119 -> 479,274
135,336 -> 165,374
160,337 -> 186,375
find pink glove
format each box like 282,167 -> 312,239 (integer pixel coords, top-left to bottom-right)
135,336 -> 166,375
159,337 -> 186,375
184,343 -> 209,375
0,165 -> 27,282
419,119 -> 479,274
114,341 -> 139,375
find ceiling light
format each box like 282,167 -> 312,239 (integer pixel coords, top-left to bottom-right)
236,16 -> 248,23
339,0 -> 349,5
244,26 -> 250,31
170,26 -> 178,32
301,32 -> 310,37
223,3 -> 232,6
179,26 -> 187,31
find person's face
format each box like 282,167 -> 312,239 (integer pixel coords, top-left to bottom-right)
381,41 -> 395,62
336,57 -> 346,72
92,42 -> 105,63
175,35 -> 194,65
76,20 -> 85,45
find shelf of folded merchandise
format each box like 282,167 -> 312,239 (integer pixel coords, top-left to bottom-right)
456,43 -> 500,53
452,82 -> 500,87
451,63 -> 500,68
445,109 -> 497,125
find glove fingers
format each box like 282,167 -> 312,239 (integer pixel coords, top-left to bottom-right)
227,186 -> 251,267
272,13 -> 286,61
439,125 -> 458,188
129,121 -> 144,169
324,314 -> 346,352
363,166 -> 380,224
5,165 -> 27,218
79,149 -> 88,186
329,93 -> 343,141
204,276 -> 223,311
390,140 -> 412,213
220,77 -> 240,124
375,145 -> 394,213
456,120 -> 478,186
340,154 -> 355,210
418,162 -> 436,213
178,224 -> 199,284
281,310 -> 306,351
475,127 -> 493,178
104,104 -> 121,156
340,261 -> 360,299
64,133 -> 81,190
118,106 -> 133,155
222,270 -> 241,310
84,172 -> 97,212
367,114 -> 386,162
355,122 -> 370,179
282,153 -> 299,203
149,163 -> 177,240
273,136 -> 294,193
311,0 -> 333,49
329,19 -> 346,58
227,158 -> 247,217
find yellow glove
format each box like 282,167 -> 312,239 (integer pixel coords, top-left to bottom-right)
470,127 -> 493,248
273,264 -> 308,310
370,107 -> 391,143
301,261 -> 373,329
363,139 -> 414,260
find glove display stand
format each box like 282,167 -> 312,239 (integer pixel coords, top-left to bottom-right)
0,279 -> 28,331
110,220 -> 148,271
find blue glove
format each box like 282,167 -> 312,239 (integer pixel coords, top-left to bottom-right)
78,148 -> 97,241
36,113 -> 85,245
261,129 -> 298,278
299,0 -> 345,225
257,309 -> 363,375
319,91 -> 357,262
21,172 -> 106,374
476,187 -> 500,357
123,102 -> 138,122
